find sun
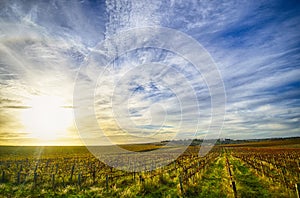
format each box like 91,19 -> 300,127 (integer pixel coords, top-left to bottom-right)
21,95 -> 73,141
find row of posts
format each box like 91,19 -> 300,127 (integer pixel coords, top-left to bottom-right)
1,169 -> 300,197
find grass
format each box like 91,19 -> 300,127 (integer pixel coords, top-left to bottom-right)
228,155 -> 292,198
184,156 -> 231,198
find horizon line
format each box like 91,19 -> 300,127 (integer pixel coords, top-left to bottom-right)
1,136 -> 299,146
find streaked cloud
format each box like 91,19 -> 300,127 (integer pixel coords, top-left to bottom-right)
0,0 -> 299,145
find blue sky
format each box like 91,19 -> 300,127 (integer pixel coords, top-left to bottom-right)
0,0 -> 299,145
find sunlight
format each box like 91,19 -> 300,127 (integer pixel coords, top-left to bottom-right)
21,95 -> 73,141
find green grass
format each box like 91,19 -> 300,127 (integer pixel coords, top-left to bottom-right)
228,155 -> 290,198
184,156 -> 231,198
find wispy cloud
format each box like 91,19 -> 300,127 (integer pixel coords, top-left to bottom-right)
0,0 -> 299,145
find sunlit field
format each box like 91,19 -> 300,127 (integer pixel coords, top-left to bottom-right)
0,138 -> 299,197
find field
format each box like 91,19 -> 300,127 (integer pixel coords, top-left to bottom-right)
0,139 -> 300,197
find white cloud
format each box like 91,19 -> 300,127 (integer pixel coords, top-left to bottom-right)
1,0 -> 299,145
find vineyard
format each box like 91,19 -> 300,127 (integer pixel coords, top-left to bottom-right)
0,139 -> 300,197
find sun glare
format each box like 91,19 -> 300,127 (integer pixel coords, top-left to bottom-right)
21,95 -> 73,141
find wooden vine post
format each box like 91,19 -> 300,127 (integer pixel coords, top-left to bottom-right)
232,181 -> 238,198
296,183 -> 300,198
51,174 -> 55,189
70,164 -> 75,183
1,171 -> 5,182
77,173 -> 81,187
33,172 -> 38,186
106,174 -> 109,191
92,167 -> 96,184
17,171 -> 20,184
179,175 -> 184,195
226,155 -> 237,198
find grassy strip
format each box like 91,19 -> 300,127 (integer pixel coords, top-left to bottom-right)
229,155 -> 292,198
184,155 -> 232,197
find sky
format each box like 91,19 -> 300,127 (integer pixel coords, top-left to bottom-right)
0,0 -> 299,146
